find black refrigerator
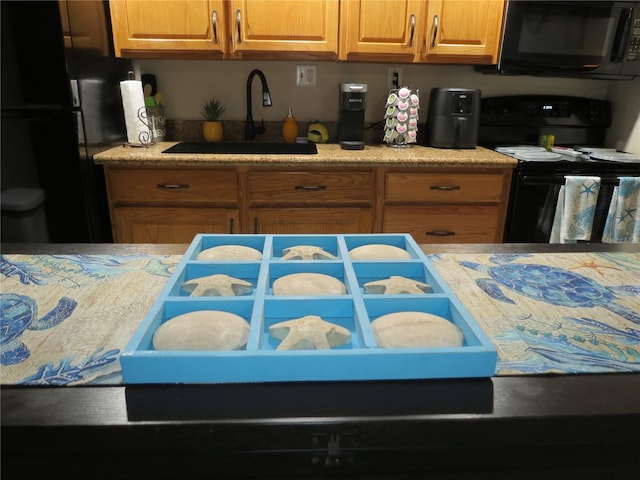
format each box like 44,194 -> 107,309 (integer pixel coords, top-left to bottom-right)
1,0 -> 132,243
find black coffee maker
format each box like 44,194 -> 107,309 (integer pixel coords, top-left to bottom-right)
338,83 -> 367,150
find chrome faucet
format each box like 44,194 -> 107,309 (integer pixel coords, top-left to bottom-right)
245,69 -> 272,140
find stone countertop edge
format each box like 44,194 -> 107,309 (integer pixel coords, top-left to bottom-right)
93,142 -> 518,168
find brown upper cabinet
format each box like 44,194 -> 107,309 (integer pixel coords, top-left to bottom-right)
421,0 -> 505,64
109,0 -> 228,59
110,0 -> 503,63
229,0 -> 339,59
339,0 -> 505,64
109,0 -> 339,60
339,0 -> 425,62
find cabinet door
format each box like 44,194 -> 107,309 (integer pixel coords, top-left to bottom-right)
109,0 -> 227,58
111,207 -> 239,243
339,0 -> 424,61
251,208 -> 372,234
230,0 -> 339,58
422,0 -> 504,64
383,206 -> 501,243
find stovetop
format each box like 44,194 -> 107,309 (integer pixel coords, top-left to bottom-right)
495,145 -> 640,164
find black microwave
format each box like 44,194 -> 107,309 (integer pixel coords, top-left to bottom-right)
488,1 -> 640,79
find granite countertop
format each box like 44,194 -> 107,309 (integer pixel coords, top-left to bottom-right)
93,142 -> 517,168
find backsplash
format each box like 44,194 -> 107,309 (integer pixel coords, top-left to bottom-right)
137,60 -> 639,152
167,120 -> 396,145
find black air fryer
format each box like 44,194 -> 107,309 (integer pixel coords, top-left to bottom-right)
425,88 -> 480,149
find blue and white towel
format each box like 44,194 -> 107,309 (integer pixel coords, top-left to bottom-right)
602,177 -> 640,243
550,176 -> 601,244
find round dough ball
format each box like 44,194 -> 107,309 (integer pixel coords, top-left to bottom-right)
153,310 -> 250,351
349,244 -> 412,260
196,245 -> 262,261
371,311 -> 463,348
273,273 -> 346,295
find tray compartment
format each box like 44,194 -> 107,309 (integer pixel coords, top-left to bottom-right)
187,234 -> 268,261
133,298 -> 255,352
169,262 -> 261,297
271,234 -> 341,260
267,261 -> 351,295
260,297 -> 366,350
352,261 -> 445,295
343,233 -> 424,260
364,296 -> 487,349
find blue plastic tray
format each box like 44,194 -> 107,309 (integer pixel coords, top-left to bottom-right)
121,234 -> 497,383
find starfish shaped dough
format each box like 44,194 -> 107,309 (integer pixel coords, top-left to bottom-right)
281,245 -> 336,260
182,274 -> 253,297
363,275 -> 432,294
269,315 -> 351,350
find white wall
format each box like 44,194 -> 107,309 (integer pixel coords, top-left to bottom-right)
134,59 -> 638,151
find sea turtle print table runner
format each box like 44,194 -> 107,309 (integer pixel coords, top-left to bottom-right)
1,252 -> 638,385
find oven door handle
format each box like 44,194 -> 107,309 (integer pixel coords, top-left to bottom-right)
521,175 -> 622,186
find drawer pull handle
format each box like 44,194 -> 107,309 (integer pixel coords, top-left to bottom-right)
431,14 -> 439,48
211,10 -> 218,44
425,230 -> 455,237
236,9 -> 242,43
408,14 -> 415,47
157,184 -> 189,190
229,218 -> 234,234
295,185 -> 327,191
429,184 -> 460,191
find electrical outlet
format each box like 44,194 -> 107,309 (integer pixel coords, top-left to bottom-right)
296,65 -> 317,87
387,67 -> 403,90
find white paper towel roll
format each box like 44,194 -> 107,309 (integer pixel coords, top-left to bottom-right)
120,80 -> 151,144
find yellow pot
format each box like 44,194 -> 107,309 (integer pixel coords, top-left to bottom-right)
203,121 -> 223,142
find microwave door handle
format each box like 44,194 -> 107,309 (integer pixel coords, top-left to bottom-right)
611,7 -> 633,62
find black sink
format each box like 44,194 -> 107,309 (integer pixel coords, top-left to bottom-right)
163,142 -> 317,155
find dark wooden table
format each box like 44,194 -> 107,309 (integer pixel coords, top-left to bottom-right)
2,242 -> 640,479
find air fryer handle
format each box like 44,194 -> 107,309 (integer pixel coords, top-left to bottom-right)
611,7 -> 633,63
453,116 -> 464,148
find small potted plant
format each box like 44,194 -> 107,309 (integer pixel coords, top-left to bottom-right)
202,97 -> 225,142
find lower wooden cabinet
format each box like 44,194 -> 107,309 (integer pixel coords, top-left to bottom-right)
250,207 -> 372,234
103,165 -> 511,243
383,206 -> 502,243
382,167 -> 512,243
111,207 -> 239,243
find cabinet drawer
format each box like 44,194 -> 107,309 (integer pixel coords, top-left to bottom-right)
248,171 -> 373,205
386,172 -> 506,203
106,168 -> 237,204
383,206 -> 502,243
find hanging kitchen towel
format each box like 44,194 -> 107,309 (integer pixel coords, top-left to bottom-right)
550,175 -> 601,244
120,80 -> 151,145
602,177 -> 640,243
